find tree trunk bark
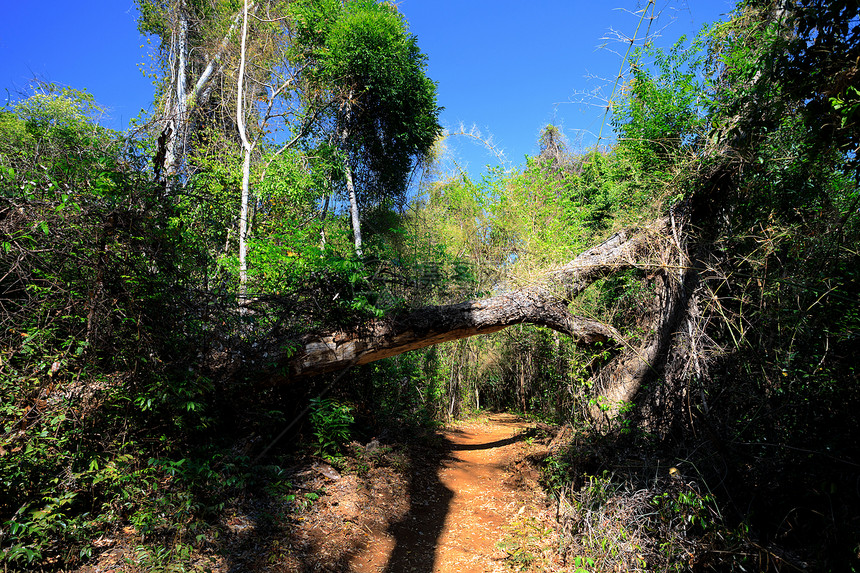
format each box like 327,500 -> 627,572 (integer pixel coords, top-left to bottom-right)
346,161 -> 362,257
238,147 -> 252,303
160,8 -> 189,184
253,217 -> 674,388
342,99 -> 363,257
587,214 -> 696,426
260,293 -> 620,387
157,3 -> 256,184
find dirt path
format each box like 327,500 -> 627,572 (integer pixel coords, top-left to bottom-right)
73,414 -> 555,573
350,414 -> 546,573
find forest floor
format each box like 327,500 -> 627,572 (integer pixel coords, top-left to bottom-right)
77,413 -> 564,573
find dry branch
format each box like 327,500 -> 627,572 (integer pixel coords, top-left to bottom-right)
589,214 -> 695,424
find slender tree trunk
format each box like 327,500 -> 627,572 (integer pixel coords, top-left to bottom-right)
341,96 -> 363,257
157,3 -> 255,183
160,6 -> 189,184
238,149 -> 252,303
448,362 -> 457,420
319,193 -> 330,249
174,9 -> 188,168
345,161 -> 362,257
86,218 -> 112,347
236,0 -> 253,305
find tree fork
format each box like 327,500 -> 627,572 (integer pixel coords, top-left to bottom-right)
588,213 -> 699,425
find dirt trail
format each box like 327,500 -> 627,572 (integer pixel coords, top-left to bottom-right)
350,414 -> 545,573
73,414 -> 553,573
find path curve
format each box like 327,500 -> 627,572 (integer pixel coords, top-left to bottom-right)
351,414 -> 542,573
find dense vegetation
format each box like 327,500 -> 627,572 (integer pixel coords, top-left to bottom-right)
1,0 -> 858,570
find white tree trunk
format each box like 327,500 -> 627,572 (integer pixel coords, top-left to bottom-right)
194,5 -> 252,98
174,10 -> 188,163
159,2 -> 255,182
160,7 -> 189,181
346,161 -> 363,257
341,97 -> 363,257
238,149 -> 252,303
236,0 -> 253,304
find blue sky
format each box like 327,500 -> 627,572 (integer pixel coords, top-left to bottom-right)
0,0 -> 733,175
399,0 -> 733,173
1,2 -> 153,128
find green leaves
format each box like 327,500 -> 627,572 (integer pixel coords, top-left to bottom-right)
292,0 -> 441,206
309,397 -> 354,459
612,34 -> 709,172
830,86 -> 860,130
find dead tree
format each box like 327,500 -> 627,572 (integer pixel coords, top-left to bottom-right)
248,215 -> 700,426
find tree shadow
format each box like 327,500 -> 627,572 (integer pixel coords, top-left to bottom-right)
450,433 -> 528,451
377,427 -> 532,573
215,424 -> 533,572
379,435 -> 455,573
217,431 -> 453,573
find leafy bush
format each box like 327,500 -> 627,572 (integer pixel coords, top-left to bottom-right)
309,398 -> 353,459
0,84 -> 229,568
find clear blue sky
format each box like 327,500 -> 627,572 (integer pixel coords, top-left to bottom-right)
0,0 -> 733,175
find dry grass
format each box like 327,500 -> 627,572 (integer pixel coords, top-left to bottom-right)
552,464 -> 726,572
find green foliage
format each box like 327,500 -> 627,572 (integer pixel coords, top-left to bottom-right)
357,350 -> 446,428
737,0 -> 860,161
0,84 -> 122,202
0,86 -> 233,567
0,403 -> 81,565
542,449 -> 742,572
255,149 -> 328,231
830,85 -> 860,129
613,34 -> 710,169
309,398 -> 353,459
2,1 -> 859,570
290,0 -> 442,209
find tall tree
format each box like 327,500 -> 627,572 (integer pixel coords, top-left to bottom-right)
290,0 -> 442,256
137,0 -> 250,183
236,0 -> 253,300
141,0 -> 324,299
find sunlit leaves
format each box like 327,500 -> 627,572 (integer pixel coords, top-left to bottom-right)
612,35 -> 710,172
290,0 -> 442,209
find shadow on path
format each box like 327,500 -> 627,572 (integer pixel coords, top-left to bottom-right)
374,425 -> 531,573
371,434 -> 454,573
450,434 -> 528,451
216,420 -> 532,573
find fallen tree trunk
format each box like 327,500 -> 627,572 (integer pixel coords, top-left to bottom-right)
257,217 -> 674,389
260,296 -> 618,387
589,259 -> 691,423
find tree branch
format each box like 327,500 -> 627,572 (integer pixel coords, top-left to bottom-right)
254,218 -> 672,387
